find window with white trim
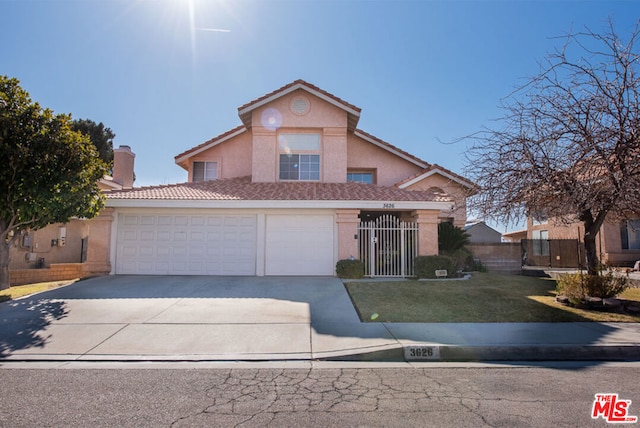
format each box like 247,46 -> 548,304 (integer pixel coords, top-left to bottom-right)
347,170 -> 375,184
278,133 -> 320,181
192,161 -> 218,182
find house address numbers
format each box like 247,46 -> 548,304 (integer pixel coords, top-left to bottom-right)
383,203 -> 395,209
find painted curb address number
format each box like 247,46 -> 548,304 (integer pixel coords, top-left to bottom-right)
404,345 -> 440,361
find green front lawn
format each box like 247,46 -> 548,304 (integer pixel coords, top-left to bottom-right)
344,273 -> 640,323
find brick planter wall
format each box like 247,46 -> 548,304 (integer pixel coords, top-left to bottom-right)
9,263 -> 87,286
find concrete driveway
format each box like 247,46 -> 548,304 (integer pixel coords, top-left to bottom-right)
0,275 -> 399,361
2,275 -> 639,363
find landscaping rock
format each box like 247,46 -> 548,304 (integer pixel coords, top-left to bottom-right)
556,295 -> 570,305
603,298 -> 622,309
585,296 -> 603,309
625,303 -> 640,315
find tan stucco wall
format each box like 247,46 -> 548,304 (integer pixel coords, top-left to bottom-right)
346,134 -> 423,186
412,210 -> 440,256
83,208 -> 114,276
189,130 -> 253,180
9,219 -> 88,270
336,209 -> 360,260
404,174 -> 468,227
249,89 -> 349,183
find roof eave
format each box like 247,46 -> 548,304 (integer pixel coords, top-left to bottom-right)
175,126 -> 247,166
238,82 -> 361,131
106,198 -> 452,211
354,130 -> 429,169
397,167 -> 478,191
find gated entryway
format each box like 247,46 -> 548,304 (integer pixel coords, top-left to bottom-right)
358,214 -> 419,277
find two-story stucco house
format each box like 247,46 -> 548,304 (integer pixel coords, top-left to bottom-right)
89,80 -> 475,277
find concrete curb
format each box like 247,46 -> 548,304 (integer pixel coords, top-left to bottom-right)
320,344 -> 640,363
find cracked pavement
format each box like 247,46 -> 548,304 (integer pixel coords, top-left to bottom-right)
2,364 -> 638,427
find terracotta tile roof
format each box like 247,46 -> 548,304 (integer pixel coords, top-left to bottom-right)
106,176 -> 453,202
395,164 -> 478,191
174,125 -> 246,164
353,129 -> 430,168
238,80 -> 362,131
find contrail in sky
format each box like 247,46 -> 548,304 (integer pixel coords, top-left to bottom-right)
196,28 -> 231,33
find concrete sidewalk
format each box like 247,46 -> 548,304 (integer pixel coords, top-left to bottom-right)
0,275 -> 639,362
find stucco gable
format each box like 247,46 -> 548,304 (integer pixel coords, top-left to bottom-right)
175,125 -> 247,170
238,79 -> 361,131
396,164 -> 478,192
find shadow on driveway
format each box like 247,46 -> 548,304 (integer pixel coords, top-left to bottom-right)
0,298 -> 68,357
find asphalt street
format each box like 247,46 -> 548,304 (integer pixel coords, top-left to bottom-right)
1,362 -> 639,427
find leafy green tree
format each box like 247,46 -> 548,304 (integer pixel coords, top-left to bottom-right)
0,76 -> 108,290
71,118 -> 115,165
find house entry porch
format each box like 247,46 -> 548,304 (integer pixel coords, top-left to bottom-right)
357,213 -> 419,277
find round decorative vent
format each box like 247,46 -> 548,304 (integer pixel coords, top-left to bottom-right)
290,96 -> 310,115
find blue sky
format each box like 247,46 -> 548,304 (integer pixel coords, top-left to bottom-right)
2,0 -> 639,231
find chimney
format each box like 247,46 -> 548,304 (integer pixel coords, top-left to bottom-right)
112,145 -> 135,189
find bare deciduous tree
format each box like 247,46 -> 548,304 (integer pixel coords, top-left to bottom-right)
465,20 -> 640,275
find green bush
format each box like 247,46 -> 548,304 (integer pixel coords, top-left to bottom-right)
556,268 -> 629,305
414,255 -> 455,279
336,259 -> 365,279
447,247 -> 478,272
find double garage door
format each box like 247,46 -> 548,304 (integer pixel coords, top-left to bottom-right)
115,213 -> 335,276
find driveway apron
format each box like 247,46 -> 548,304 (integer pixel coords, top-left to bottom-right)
0,275 -> 395,361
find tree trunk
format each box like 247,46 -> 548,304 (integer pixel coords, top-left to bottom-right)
583,231 -> 599,276
581,209 -> 608,276
0,239 -> 10,291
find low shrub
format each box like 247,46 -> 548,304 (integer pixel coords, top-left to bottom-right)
556,268 -> 629,305
414,255 -> 455,279
446,247 -> 479,272
336,259 -> 365,279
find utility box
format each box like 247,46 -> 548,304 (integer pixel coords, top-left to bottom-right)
58,226 -> 66,247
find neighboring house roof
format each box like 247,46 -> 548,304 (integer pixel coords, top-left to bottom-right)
107,176 -> 452,202
237,79 -> 362,131
502,229 -> 527,242
395,164 -> 478,191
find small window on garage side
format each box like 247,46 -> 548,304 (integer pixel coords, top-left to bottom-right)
193,161 -> 218,182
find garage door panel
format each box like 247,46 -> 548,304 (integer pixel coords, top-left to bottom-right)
116,214 -> 256,275
265,215 -> 334,276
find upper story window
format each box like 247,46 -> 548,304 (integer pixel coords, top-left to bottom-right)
347,171 -> 375,184
193,161 -> 218,182
278,133 -> 320,181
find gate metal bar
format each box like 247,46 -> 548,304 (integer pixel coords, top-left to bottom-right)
358,215 -> 419,277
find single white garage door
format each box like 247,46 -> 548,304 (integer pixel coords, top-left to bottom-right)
116,214 -> 257,275
265,215 -> 335,276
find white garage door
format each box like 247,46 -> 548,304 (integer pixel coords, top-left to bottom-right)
265,215 -> 335,276
116,214 -> 257,275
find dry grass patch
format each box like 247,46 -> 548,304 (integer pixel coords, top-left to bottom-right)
0,279 -> 78,302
